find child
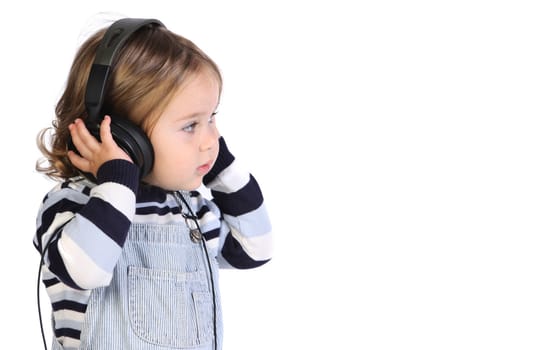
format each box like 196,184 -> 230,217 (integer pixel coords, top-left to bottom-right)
34,17 -> 273,350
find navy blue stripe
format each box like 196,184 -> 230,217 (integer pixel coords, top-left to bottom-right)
47,235 -> 82,290
96,159 -> 140,192
221,234 -> 270,269
136,205 -> 180,216
203,137 -> 235,185
79,197 -> 131,247
137,184 -> 168,202
55,327 -> 81,340
197,205 -> 210,218
43,277 -> 59,288
82,186 -> 91,196
211,175 -> 263,216
61,179 -> 91,193
52,300 -> 88,313
203,228 -> 220,241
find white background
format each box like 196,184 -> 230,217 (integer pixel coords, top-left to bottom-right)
1,1 -> 549,349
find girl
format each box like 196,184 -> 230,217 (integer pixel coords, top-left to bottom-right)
34,18 -> 272,350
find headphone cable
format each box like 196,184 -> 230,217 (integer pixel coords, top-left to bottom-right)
37,249 -> 48,350
175,191 -> 218,350
37,226 -> 64,350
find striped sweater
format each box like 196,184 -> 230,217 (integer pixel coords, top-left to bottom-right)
34,137 -> 273,348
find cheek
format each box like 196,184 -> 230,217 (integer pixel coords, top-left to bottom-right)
150,137 -> 179,169
214,142 -> 220,158
151,131 -> 181,156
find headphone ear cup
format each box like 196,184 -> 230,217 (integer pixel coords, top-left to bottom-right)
107,115 -> 154,177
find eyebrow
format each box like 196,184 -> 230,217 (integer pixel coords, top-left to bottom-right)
174,110 -> 218,123
175,113 -> 202,122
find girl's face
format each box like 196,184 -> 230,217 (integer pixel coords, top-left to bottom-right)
143,70 -> 220,191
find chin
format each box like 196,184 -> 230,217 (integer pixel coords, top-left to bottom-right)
177,178 -> 203,192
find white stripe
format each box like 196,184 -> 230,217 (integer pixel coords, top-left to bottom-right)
198,210 -> 221,231
206,159 -> 250,193
135,198 -> 173,208
41,267 -> 56,280
90,181 -> 136,220
230,227 -> 274,261
53,308 -> 86,324
58,336 -> 81,349
58,235 -> 112,289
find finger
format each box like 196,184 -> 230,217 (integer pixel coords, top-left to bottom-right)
74,119 -> 100,151
67,150 -> 92,173
68,121 -> 87,155
70,120 -> 93,157
99,115 -> 115,144
98,116 -> 133,163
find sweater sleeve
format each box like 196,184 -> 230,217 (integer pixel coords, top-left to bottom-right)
203,137 -> 273,269
34,159 -> 139,290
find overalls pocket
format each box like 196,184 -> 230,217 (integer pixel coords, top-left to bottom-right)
128,265 -> 213,348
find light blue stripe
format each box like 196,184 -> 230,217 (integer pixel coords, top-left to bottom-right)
65,214 -> 122,272
48,288 -> 91,304
52,318 -> 84,332
223,203 -> 272,237
135,200 -> 172,208
44,183 -> 89,207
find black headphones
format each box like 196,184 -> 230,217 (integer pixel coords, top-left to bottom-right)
74,18 -> 165,178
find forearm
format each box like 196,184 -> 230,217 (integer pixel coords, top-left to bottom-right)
204,137 -> 273,268
36,160 -> 139,289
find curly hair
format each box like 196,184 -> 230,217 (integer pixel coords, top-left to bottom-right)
36,22 -> 222,180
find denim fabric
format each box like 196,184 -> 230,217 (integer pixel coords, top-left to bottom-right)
52,222 -> 222,349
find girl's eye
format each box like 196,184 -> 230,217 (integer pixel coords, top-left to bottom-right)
182,122 -> 198,133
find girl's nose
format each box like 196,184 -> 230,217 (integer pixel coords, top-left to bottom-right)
200,125 -> 219,151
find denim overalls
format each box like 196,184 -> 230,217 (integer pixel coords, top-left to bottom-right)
52,222 -> 223,349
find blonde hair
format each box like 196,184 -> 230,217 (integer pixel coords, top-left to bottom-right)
36,22 -> 222,180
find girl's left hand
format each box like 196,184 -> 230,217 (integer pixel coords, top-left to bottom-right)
67,116 -> 133,178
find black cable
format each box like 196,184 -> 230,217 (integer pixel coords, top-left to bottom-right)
37,249 -> 48,350
37,227 -> 63,350
175,191 -> 218,350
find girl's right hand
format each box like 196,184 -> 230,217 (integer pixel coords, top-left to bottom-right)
67,116 -> 133,178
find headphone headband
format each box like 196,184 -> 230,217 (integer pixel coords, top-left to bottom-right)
85,18 -> 165,123
93,18 -> 163,66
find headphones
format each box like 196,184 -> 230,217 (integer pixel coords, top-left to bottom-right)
72,18 -> 165,178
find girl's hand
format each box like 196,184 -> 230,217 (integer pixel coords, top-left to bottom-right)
67,116 -> 133,178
